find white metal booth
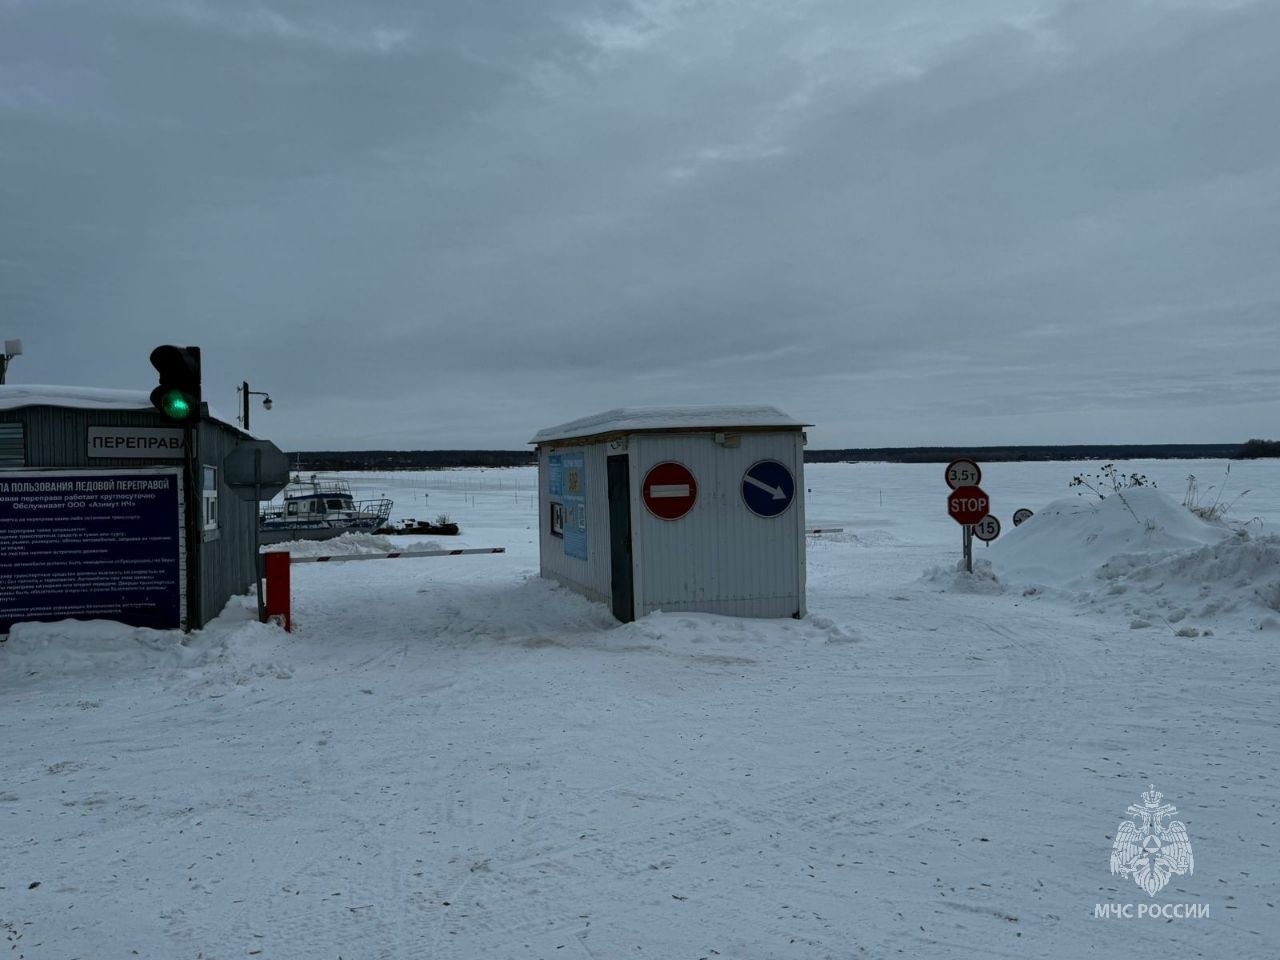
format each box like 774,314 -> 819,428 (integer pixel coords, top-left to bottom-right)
531,405 -> 809,622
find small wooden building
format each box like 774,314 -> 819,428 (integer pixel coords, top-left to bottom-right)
0,385 -> 260,633
531,405 -> 809,622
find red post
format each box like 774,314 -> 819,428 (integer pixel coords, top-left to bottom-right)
264,551 -> 292,632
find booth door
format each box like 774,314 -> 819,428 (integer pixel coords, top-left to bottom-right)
606,454 -> 634,623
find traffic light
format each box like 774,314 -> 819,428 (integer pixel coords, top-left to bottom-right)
149,345 -> 202,423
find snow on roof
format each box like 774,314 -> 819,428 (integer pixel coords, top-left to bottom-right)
0,384 -> 153,412
0,384 -> 249,435
531,405 -> 808,444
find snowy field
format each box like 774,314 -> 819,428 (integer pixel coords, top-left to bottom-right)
3,459 -> 1278,959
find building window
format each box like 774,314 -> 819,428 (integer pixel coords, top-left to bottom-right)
549,501 -> 564,538
202,465 -> 219,530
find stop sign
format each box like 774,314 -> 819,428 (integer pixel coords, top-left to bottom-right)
947,485 -> 990,525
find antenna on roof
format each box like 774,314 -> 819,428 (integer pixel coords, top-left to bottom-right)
0,339 -> 22,385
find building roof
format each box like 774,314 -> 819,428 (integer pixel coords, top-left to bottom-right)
0,384 -> 250,436
0,384 -> 154,412
531,404 -> 808,444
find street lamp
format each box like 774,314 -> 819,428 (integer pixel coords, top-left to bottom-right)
0,339 -> 22,385
238,380 -> 273,430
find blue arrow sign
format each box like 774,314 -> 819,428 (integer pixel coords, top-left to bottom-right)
741,459 -> 796,518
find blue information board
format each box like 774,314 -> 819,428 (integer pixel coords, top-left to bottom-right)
548,454 -> 564,497
560,452 -> 587,561
741,459 -> 796,518
0,470 -> 184,634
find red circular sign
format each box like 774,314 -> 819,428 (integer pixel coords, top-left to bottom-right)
643,461 -> 698,520
947,485 -> 990,525
944,458 -> 982,490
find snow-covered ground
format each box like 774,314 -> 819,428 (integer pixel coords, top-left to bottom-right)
3,460 -> 1278,958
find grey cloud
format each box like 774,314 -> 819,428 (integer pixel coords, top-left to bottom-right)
2,0 -> 1277,448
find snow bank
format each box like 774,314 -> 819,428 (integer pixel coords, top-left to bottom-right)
987,488 -> 1228,587
262,533 -> 444,556
1088,533 -> 1280,633
921,557 -> 1004,594
978,488 -> 1280,632
0,604 -> 293,688
1,618 -> 208,679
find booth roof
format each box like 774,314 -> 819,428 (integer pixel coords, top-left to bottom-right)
531,404 -> 808,444
0,384 -> 250,435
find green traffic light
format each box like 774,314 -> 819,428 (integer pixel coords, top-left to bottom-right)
160,390 -> 193,420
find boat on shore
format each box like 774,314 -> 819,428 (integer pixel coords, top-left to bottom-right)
259,475 -> 393,545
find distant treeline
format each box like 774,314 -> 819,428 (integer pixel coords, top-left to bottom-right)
289,450 -> 537,471
289,441 -> 1273,471
1236,439 -> 1280,459
807,443 -> 1248,464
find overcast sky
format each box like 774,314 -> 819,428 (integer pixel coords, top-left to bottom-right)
2,0 -> 1277,449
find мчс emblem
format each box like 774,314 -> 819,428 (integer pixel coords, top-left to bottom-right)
1110,785 -> 1194,897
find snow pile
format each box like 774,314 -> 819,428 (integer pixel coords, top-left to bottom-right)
1088,533 -> 1280,633
0,604 -> 294,689
987,488 -> 1228,588
982,488 -> 1280,631
1,618 -> 208,680
920,556 -> 1004,593
262,532 -> 443,556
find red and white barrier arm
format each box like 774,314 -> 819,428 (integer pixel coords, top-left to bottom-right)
286,547 -> 506,564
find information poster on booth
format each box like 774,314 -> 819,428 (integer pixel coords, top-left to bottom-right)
560,452 -> 587,561
0,469 -> 185,634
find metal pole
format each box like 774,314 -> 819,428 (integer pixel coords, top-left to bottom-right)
253,447 -> 265,623
0,355 -> 7,384
242,380 -> 250,431
964,524 -> 973,573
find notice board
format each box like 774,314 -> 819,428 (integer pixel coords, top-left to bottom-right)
0,469 -> 185,634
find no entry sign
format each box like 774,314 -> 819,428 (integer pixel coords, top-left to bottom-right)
947,485 -> 990,525
643,461 -> 698,520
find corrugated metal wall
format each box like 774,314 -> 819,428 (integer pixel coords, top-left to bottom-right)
536,440 -> 614,605
196,419 -> 259,625
0,423 -> 22,467
630,431 -> 806,619
0,406 -> 258,628
3,406 -> 180,468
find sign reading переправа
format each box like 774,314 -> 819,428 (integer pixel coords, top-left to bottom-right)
0,469 -> 185,634
86,426 -> 186,459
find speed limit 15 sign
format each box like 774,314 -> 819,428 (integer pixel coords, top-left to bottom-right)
944,458 -> 981,490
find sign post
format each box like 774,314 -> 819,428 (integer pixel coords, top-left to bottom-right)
946,467 -> 990,574
224,440 -> 290,622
